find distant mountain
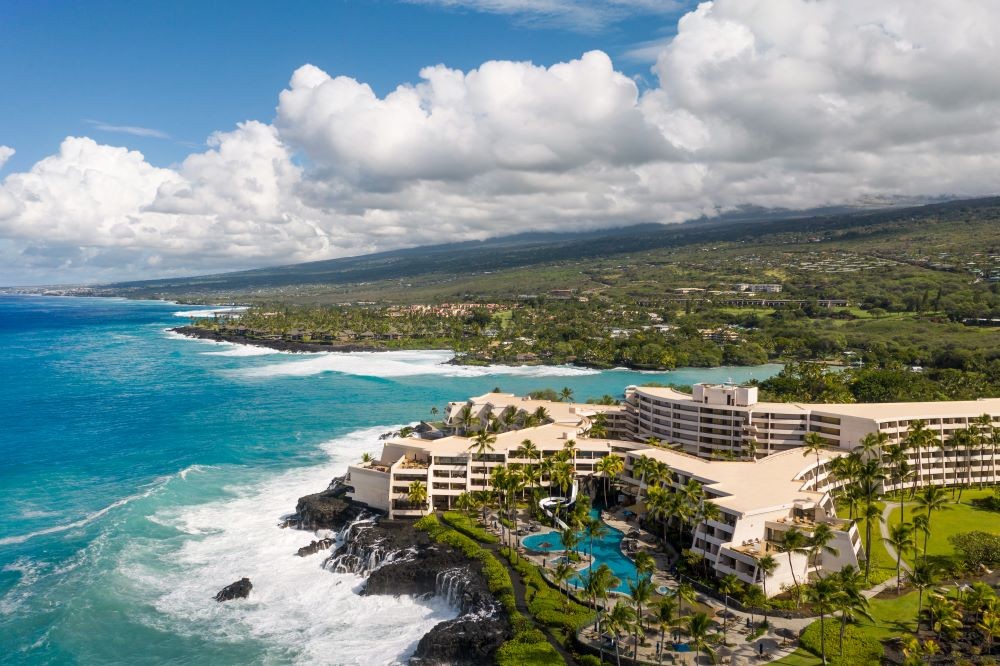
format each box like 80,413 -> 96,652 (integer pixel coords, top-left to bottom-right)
104,196 -> 1000,297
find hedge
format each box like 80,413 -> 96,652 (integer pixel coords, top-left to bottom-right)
415,514 -> 512,596
494,639 -> 563,666
442,511 -> 499,544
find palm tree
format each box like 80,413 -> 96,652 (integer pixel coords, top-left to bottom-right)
676,581 -> 696,618
532,405 -> 550,424
455,491 -> 474,516
551,560 -> 575,607
360,452 -> 374,463
718,574 -> 742,634
951,427 -> 976,500
778,527 -> 808,603
407,480 -> 427,516
628,577 -> 654,643
634,550 -> 655,579
808,576 -> 840,665
907,562 -> 937,630
913,485 -> 950,563
807,523 -> 839,578
653,596 -> 677,665
607,600 -> 636,666
857,430 -> 889,462
563,438 -> 578,474
756,554 -> 778,627
905,419 -> 933,496
861,500 -> 884,582
456,403 -> 475,435
802,432 -> 826,481
589,413 -> 609,439
684,612 -> 718,666
645,484 -> 673,546
561,525 -> 581,559
468,430 -> 496,502
586,563 -> 620,612
831,566 -> 871,656
631,455 -> 656,507
971,416 -> 991,489
596,454 -> 624,507
584,517 -> 607,577
883,522 -> 915,593
515,438 -> 539,463
559,386 -> 574,402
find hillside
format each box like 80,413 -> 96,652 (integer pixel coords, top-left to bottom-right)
100,197 -> 1000,304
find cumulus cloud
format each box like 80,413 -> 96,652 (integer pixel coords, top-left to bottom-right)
0,146 -> 13,170
2,0 -> 1000,284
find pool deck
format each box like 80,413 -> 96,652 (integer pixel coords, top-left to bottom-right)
485,506 -> 811,665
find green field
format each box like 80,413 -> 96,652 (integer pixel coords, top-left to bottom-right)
888,487 -> 999,566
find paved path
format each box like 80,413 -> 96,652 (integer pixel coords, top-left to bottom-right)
871,501 -> 916,597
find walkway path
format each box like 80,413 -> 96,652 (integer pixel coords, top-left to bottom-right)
474,511 -> 579,665
870,501 -> 915,598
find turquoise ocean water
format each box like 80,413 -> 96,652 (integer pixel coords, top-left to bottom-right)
0,295 -> 780,665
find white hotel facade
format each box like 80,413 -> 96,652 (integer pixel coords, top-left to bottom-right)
346,385 -> 1000,596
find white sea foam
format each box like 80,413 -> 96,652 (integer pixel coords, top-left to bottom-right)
172,307 -> 248,318
236,349 -> 599,379
131,425 -> 450,665
201,345 -> 278,357
0,485 -> 163,547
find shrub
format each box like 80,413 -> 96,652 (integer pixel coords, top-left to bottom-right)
414,514 -> 513,595
577,655 -> 603,666
949,531 -> 1000,568
442,511 -> 499,544
495,639 -> 562,666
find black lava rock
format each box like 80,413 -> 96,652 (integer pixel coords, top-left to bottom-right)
214,578 -> 252,602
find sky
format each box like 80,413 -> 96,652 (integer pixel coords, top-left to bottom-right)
1,0 -> 999,285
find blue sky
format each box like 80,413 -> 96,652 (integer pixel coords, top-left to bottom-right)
2,0 -> 998,285
1,0 -> 691,173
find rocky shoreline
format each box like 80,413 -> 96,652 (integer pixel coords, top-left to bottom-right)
286,479 -> 511,665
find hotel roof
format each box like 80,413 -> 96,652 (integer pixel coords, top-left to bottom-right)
627,445 -> 836,515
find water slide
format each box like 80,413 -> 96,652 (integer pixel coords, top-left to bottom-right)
538,480 -> 578,530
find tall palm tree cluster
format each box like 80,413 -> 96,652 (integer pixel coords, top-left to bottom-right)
627,455 -> 722,560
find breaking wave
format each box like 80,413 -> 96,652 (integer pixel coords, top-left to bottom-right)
234,349 -> 599,379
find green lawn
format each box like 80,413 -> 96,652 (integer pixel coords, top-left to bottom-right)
837,500 -> 896,586
888,487 -> 999,566
774,589 -> 922,665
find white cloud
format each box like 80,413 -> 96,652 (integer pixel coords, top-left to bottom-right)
407,0 -> 685,32
0,146 -> 13,170
2,0 -> 1000,284
85,120 -> 171,140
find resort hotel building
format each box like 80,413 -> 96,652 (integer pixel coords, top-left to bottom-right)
345,385 -> 1000,596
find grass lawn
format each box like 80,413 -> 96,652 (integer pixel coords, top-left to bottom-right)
836,500 -> 896,586
887,487 -> 999,566
775,589 -> 922,665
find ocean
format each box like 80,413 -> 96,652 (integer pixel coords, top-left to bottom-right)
0,295 -> 780,665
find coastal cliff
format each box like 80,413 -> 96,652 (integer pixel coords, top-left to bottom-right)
288,482 -> 511,665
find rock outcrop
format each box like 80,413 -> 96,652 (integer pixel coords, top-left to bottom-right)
296,538 -> 335,557
289,488 -> 510,665
214,577 -> 252,602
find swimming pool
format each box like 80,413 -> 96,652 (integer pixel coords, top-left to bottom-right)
522,509 -> 642,594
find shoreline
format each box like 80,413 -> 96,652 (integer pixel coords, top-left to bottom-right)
171,325 -> 791,372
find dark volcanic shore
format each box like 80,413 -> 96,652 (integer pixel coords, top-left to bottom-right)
288,482 -> 512,665
172,326 -> 390,354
